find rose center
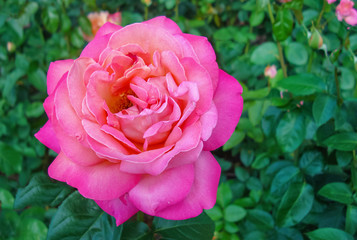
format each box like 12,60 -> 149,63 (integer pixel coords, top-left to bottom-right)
107,89 -> 135,113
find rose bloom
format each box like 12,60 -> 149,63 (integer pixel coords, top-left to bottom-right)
336,0 -> 357,26
35,16 -> 243,225
264,65 -> 277,78
84,11 -> 122,41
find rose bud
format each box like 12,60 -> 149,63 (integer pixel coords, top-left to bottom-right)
264,65 -> 277,79
309,28 -> 323,49
35,16 -> 243,225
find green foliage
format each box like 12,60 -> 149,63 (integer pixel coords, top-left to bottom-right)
1,0 -> 357,239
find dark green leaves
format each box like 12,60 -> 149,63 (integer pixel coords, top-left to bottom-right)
250,42 -> 279,65
323,132 -> 357,151
0,142 -> 22,176
276,182 -> 314,227
306,228 -> 353,240
318,182 -> 353,204
14,173 -> 73,209
273,8 -> 293,42
277,74 -> 326,96
313,94 -> 337,127
276,111 -> 305,152
153,213 -> 214,240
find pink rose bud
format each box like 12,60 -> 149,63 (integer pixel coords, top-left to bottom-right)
7,42 -> 15,52
35,16 -> 243,225
336,0 -> 357,26
84,11 -> 121,41
327,0 -> 337,4
264,65 -> 277,78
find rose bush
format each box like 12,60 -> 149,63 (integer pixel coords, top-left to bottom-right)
35,16 -> 243,225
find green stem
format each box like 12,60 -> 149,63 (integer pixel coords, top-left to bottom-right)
144,6 -> 148,20
244,25 -> 253,54
175,0 -> 180,21
316,0 -> 327,29
307,51 -> 314,72
334,67 -> 343,106
267,1 -> 287,77
137,211 -> 144,222
277,42 -> 288,78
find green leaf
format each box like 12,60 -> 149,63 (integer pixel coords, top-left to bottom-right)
273,8 -> 293,42
346,205 -> 357,235
28,68 -> 47,92
285,42 -> 308,65
223,131 -> 245,151
0,142 -> 22,176
299,151 -> 324,176
247,209 -> 274,230
243,87 -> 270,100
25,102 -> 45,118
252,153 -> 270,169
270,166 -> 301,197
217,182 -> 233,207
250,42 -> 279,65
306,228 -> 353,240
42,6 -> 59,33
340,67 -> 355,90
276,182 -> 314,227
318,182 -> 353,204
153,212 -> 214,240
47,191 -> 123,240
249,11 -> 265,27
0,188 -> 14,209
79,16 -> 92,36
312,94 -> 337,127
277,73 -> 326,96
14,173 -> 73,209
224,205 -> 247,222
205,206 -> 222,221
16,218 -> 48,240
276,111 -> 306,152
248,100 -> 270,126
121,221 -> 152,240
323,132 -> 357,151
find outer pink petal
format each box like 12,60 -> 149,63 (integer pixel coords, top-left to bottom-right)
144,16 -> 182,34
155,151 -> 220,220
47,59 -> 74,95
34,121 -> 60,153
96,196 -> 138,226
345,8 -> 357,25
48,152 -> 140,200
108,23 -> 183,58
181,33 -> 219,91
128,163 -> 195,216
80,23 -> 121,61
199,103 -> 218,141
203,70 -> 243,151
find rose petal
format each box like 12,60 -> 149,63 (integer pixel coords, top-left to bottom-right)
34,121 -> 60,153
199,103 -> 218,141
345,8 -> 357,25
96,196 -> 138,226
155,151 -> 220,219
144,16 -> 182,34
49,152 -> 140,200
204,70 -> 243,151
181,33 -> 219,91
47,59 -> 73,95
128,163 -> 194,215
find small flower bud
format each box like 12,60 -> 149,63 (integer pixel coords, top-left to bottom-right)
264,65 -> 277,79
7,42 -> 16,52
309,28 -> 323,49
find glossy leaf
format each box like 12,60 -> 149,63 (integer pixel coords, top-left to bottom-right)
312,94 -> 337,127
306,228 -> 353,240
277,74 -> 326,96
273,8 -> 293,42
323,132 -> 357,151
318,182 -> 353,204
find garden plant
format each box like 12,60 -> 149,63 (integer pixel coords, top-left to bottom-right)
1,0 -> 357,239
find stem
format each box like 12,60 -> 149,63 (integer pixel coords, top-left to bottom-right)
334,67 -> 343,106
144,6 -> 148,20
175,0 -> 180,21
307,51 -> 314,72
267,1 -> 287,78
244,25 -> 253,54
277,42 -> 288,77
137,211 -> 144,222
316,0 -> 327,29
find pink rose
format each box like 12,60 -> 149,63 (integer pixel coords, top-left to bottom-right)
336,0 -> 357,26
327,0 -> 336,4
35,16 -> 243,225
83,11 -> 122,41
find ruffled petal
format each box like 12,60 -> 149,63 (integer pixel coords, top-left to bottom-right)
204,70 -> 243,151
155,151 -> 220,219
144,16 -> 182,34
96,196 -> 138,226
47,59 -> 73,95
48,152 -> 140,200
128,163 -> 194,215
34,121 -> 60,153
